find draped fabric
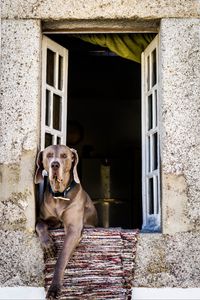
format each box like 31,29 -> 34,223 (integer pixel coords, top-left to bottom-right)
75,33 -> 156,63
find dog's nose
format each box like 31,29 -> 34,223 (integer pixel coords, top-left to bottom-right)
51,161 -> 60,170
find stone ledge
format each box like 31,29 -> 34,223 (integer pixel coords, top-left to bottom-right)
132,288 -> 200,299
0,287 -> 200,299
0,287 -> 45,300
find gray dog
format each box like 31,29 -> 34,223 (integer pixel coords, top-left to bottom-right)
35,145 -> 98,299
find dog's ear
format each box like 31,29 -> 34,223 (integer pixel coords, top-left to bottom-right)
70,148 -> 80,184
34,150 -> 44,184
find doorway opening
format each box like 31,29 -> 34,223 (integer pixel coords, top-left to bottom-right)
46,34 -> 142,229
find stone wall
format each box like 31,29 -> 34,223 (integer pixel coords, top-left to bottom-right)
134,18 -> 200,288
1,0 -> 199,19
0,20 -> 44,286
134,232 -> 200,288
160,19 -> 200,234
1,0 -> 200,289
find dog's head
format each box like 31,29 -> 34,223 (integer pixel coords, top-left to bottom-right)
35,145 -> 80,192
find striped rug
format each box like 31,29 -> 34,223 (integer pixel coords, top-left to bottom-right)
44,228 -> 139,300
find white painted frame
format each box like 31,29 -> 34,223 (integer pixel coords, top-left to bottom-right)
141,35 -> 161,232
41,36 -> 68,149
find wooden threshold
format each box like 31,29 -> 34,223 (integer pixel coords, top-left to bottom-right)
42,19 -> 159,34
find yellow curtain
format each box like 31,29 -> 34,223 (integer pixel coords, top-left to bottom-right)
75,33 -> 156,63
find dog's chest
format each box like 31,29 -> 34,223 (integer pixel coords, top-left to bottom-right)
43,196 -> 72,221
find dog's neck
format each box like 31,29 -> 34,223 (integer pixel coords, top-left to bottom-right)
45,175 -> 77,200
48,180 -> 77,199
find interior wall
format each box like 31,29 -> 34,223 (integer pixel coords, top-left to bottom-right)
66,45 -> 141,157
68,97 -> 141,158
58,38 -> 143,229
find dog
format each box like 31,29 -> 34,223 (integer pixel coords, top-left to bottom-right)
35,145 -> 98,299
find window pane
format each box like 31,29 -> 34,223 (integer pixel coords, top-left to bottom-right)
156,176 -> 159,214
148,177 -> 154,214
152,133 -> 158,171
152,49 -> 157,87
147,55 -> 150,91
57,136 -> 61,144
45,90 -> 51,126
148,94 -> 153,130
47,48 -> 55,86
58,55 -> 63,90
53,94 -> 61,130
154,90 -> 157,127
147,136 -> 151,172
45,133 -> 53,147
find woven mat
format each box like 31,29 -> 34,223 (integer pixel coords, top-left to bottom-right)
44,228 -> 139,300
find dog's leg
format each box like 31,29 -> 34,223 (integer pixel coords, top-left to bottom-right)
36,220 -> 55,259
46,224 -> 82,300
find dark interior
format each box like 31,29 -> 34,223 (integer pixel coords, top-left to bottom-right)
47,35 -> 142,229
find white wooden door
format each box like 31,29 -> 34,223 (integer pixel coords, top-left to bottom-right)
141,35 -> 161,232
41,36 -> 68,149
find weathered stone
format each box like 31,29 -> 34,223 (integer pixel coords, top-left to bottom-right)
0,152 -> 38,231
1,0 -> 200,20
0,2 -> 200,290
0,20 -> 43,286
160,18 -> 200,233
0,20 -> 41,165
0,20 -> 41,232
0,230 -> 44,286
162,174 -> 192,234
133,232 -> 200,288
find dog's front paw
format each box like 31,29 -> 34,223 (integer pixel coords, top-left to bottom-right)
41,235 -> 56,259
46,284 -> 62,300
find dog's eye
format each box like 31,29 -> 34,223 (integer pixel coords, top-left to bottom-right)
61,153 -> 67,159
47,153 -> 53,158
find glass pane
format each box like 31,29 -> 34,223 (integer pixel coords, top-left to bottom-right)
57,136 -> 61,144
147,136 -> 151,172
154,90 -> 158,127
147,55 -> 150,91
148,94 -> 153,130
152,49 -> 157,87
58,55 -> 63,90
148,177 -> 154,215
47,48 -> 55,87
45,133 -> 53,147
152,133 -> 158,171
53,94 -> 61,130
45,90 -> 51,126
156,176 -> 159,214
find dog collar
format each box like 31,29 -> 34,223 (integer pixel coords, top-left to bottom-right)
48,180 -> 77,200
